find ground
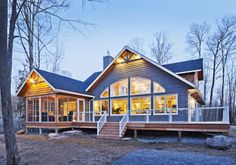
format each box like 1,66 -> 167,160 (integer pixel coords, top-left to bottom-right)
0,131 -> 236,165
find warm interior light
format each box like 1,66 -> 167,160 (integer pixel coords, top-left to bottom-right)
117,58 -> 123,63
29,78 -> 36,84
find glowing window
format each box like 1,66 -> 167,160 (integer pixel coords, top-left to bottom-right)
110,79 -> 128,97
131,77 -> 151,95
131,97 -> 151,115
153,82 -> 165,93
100,88 -> 109,98
93,100 -> 101,116
154,94 -> 177,114
111,98 -> 128,115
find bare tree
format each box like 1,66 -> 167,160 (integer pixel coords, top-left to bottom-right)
203,59 -> 211,102
150,32 -> 172,64
186,22 -> 209,58
227,63 -> 236,123
16,0 -> 95,72
128,37 -> 145,54
0,0 -> 25,164
218,16 -> 236,106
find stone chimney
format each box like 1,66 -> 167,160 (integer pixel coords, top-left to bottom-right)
103,51 -> 114,70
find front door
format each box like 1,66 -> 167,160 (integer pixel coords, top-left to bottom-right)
77,99 -> 85,122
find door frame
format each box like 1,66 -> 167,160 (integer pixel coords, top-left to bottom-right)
77,98 -> 85,122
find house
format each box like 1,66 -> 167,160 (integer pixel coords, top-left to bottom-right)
17,46 -> 230,139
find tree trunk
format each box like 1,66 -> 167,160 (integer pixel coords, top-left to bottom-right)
220,63 -> 225,107
209,57 -> 216,107
0,0 -> 21,164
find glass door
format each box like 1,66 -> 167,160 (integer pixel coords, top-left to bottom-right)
77,99 -> 85,122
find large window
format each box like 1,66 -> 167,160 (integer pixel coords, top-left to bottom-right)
154,94 -> 177,114
93,99 -> 109,116
131,77 -> 151,95
58,96 -> 77,122
41,96 -> 55,122
131,97 -> 151,115
153,82 -> 165,93
27,98 -> 39,122
110,79 -> 128,97
111,98 -> 128,115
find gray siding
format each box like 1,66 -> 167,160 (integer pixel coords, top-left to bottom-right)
89,59 -> 192,122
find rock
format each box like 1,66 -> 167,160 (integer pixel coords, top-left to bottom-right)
229,126 -> 236,137
206,135 -> 236,150
137,139 -> 157,144
16,129 -> 26,135
48,133 -> 59,138
48,135 -> 67,140
62,130 -> 82,136
122,137 -> 132,141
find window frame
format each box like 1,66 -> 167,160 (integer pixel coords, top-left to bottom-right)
130,96 -> 151,116
153,94 -> 178,115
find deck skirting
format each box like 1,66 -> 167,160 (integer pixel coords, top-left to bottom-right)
26,122 -> 230,133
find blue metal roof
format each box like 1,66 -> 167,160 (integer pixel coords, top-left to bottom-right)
84,71 -> 102,88
36,69 -> 91,96
162,58 -> 203,73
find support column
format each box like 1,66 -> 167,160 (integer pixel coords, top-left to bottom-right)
134,130 -> 138,139
55,128 -> 58,134
39,128 -> 42,135
178,131 -> 182,142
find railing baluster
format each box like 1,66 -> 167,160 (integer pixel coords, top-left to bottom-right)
195,108 -> 200,122
168,109 -> 172,123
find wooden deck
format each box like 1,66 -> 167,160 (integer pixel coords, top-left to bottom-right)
127,122 -> 230,133
26,122 -> 230,133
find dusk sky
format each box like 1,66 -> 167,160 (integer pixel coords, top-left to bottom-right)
12,0 -> 236,92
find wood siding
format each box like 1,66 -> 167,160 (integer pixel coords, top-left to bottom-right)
19,71 -> 54,97
179,73 -> 195,84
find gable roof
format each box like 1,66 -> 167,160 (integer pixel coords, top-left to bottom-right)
16,69 -> 94,97
163,58 -> 203,74
86,46 -> 197,91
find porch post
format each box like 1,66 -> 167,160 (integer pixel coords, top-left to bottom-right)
55,94 -> 58,123
93,111 -> 95,122
146,110 -> 149,123
26,98 -> 28,122
39,97 -> 42,122
223,107 -> 229,123
168,109 -> 172,123
195,108 -> 200,122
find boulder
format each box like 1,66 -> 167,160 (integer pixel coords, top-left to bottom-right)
122,137 -> 132,141
206,135 -> 236,150
16,129 -> 26,135
48,133 -> 59,138
62,130 -> 82,136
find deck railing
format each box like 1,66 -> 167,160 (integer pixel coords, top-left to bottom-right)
97,111 -> 107,135
73,111 -> 94,122
128,107 -> 229,123
119,111 -> 129,137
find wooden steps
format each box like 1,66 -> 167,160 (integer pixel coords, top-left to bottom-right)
97,122 -> 124,139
